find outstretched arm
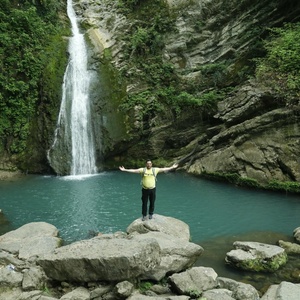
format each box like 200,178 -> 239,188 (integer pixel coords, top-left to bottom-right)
119,166 -> 141,174
158,163 -> 179,172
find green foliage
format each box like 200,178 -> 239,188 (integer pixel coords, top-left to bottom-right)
120,0 -> 176,57
255,22 -> 300,101
201,171 -> 261,189
186,289 -> 201,298
120,90 -> 163,124
199,63 -> 229,88
0,1 -> 66,156
138,281 -> 153,293
267,180 -> 300,193
165,90 -> 224,116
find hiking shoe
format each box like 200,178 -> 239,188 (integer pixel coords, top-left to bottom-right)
142,216 -> 146,221
149,215 -> 153,220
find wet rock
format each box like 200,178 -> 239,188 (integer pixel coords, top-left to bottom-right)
225,241 -> 287,272
278,240 -> 300,255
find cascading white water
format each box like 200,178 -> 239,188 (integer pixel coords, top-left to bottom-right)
49,0 -> 97,176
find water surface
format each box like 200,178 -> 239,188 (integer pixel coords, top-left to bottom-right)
1,171 -> 300,292
1,171 -> 299,243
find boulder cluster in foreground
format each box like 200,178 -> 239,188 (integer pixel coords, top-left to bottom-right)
0,214 -> 300,299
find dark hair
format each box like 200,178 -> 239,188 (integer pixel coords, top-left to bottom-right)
146,159 -> 152,163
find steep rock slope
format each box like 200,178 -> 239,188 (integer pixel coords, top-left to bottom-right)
75,0 -> 300,186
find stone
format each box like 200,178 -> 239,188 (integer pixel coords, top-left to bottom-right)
89,284 -> 113,299
115,281 -> 134,298
0,222 -> 62,260
202,288 -> 235,300
293,227 -> 300,244
168,266 -> 218,296
60,287 -> 90,300
22,266 -> 47,291
0,287 -> 22,300
0,250 -> 27,269
127,214 -> 191,241
278,240 -> 300,254
127,294 -> 190,300
225,241 -> 287,272
261,281 -> 300,300
218,277 -> 260,300
0,265 -> 23,287
37,236 -> 161,282
131,231 -> 203,281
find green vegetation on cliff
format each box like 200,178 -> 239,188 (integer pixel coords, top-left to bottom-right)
0,0 -> 68,170
117,0 -> 225,123
255,22 -> 300,103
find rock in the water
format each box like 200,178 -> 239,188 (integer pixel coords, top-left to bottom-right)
225,241 -> 287,272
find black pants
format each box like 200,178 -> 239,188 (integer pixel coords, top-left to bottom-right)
141,188 -> 156,216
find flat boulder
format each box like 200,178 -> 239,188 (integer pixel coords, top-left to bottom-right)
0,222 -> 62,260
127,214 -> 190,241
225,241 -> 287,272
37,236 -> 161,282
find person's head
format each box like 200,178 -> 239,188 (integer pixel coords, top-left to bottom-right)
145,159 -> 152,169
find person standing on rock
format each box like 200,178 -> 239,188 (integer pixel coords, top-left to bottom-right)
119,159 -> 178,221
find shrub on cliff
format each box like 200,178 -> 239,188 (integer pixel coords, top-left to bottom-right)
255,22 -> 300,103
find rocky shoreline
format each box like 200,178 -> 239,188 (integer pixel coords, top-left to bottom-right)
0,215 -> 300,299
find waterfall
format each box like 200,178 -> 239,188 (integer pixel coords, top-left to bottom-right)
48,0 -> 97,176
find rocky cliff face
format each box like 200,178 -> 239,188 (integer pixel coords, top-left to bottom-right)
71,0 -> 300,187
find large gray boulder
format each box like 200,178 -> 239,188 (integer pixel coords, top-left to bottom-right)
127,215 -> 191,241
261,281 -> 300,300
0,222 -> 62,260
131,231 -> 203,281
225,241 -> 287,272
37,215 -> 202,283
37,236 -> 161,282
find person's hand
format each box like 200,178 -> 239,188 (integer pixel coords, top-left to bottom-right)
119,166 -> 125,171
